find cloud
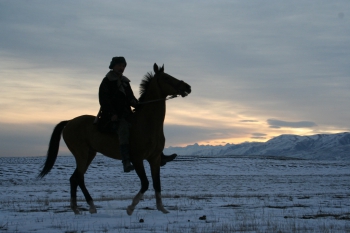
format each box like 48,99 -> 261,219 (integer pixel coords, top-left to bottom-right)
1,0 -> 350,156
250,133 -> 267,140
267,119 -> 317,129
0,122 -> 69,157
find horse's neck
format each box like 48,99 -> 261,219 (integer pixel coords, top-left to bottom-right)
138,80 -> 166,128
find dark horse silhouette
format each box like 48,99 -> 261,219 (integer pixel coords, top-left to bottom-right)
38,64 -> 191,215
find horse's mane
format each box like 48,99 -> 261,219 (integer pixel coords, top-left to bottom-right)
138,72 -> 154,103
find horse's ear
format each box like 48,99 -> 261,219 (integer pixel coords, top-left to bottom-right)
153,63 -> 159,74
160,64 -> 164,73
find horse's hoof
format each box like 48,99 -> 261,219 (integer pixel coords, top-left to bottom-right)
88,200 -> 97,214
157,205 -> 169,214
70,198 -> 79,214
89,207 -> 97,214
72,208 -> 80,215
127,205 -> 134,216
161,208 -> 170,214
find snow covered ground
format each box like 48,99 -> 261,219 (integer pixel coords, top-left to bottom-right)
1,155 -> 350,232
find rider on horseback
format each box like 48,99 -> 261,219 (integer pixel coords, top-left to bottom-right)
98,57 -> 176,172
98,57 -> 136,172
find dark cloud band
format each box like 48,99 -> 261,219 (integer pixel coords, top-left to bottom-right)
267,119 -> 317,129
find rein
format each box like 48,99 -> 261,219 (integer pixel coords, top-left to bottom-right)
137,95 -> 179,105
94,95 -> 179,124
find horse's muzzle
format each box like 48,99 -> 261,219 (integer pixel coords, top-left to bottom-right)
180,85 -> 191,97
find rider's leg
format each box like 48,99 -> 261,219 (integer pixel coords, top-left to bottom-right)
118,118 -> 134,172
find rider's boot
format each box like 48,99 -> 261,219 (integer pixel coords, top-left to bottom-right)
160,152 -> 177,166
120,144 -> 135,172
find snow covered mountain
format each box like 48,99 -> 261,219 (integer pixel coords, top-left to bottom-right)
163,132 -> 350,160
164,143 -> 234,156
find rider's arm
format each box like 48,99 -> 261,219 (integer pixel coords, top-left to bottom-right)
98,78 -> 118,118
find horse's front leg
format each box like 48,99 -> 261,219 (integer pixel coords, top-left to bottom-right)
127,161 -> 149,215
150,158 -> 169,214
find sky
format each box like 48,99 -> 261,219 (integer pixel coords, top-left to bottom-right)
0,0 -> 349,157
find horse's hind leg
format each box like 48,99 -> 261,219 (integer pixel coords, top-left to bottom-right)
69,147 -> 97,214
70,171 -> 96,214
77,171 -> 97,214
69,169 -> 80,214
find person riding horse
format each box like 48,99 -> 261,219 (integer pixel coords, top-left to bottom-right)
97,56 -> 176,172
39,62 -> 191,215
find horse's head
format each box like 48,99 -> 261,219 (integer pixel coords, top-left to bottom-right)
153,63 -> 191,98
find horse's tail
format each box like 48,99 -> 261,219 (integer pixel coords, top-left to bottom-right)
38,120 -> 69,178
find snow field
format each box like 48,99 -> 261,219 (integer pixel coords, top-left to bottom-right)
0,155 -> 350,232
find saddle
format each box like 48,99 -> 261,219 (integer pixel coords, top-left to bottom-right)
93,108 -> 115,133
94,108 -> 132,133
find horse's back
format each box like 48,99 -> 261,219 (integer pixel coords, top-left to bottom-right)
62,115 -> 95,151
63,115 -> 120,159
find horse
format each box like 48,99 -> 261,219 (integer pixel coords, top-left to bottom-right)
38,63 -> 191,215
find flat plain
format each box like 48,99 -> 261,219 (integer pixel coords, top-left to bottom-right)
0,155 -> 350,232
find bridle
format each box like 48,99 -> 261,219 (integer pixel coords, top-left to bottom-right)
137,76 -> 184,105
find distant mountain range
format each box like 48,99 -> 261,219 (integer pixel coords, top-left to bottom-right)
163,132 -> 350,160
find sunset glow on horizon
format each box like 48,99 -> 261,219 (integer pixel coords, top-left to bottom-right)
1,1 -> 349,157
